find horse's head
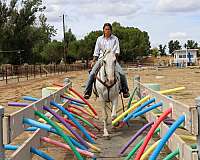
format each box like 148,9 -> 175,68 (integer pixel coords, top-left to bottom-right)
102,51 -> 117,85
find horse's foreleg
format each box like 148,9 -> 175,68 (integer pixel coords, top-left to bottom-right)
101,99 -> 109,137
111,97 -> 118,120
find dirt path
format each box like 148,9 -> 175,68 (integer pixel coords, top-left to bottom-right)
2,67 -> 199,159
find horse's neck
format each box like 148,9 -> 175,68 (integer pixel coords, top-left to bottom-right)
98,66 -> 107,82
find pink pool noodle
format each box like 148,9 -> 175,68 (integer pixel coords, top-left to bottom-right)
41,137 -> 95,158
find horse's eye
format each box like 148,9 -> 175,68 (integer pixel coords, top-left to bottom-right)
103,60 -> 106,64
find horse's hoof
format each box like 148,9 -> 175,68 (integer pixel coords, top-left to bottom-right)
112,121 -> 125,129
113,121 -> 120,127
112,117 -> 120,127
103,134 -> 111,140
94,115 -> 99,120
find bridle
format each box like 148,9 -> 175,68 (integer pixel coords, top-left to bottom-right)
95,53 -> 118,102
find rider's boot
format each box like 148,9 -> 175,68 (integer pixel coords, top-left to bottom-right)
120,74 -> 130,98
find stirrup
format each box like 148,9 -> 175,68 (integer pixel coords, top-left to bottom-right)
83,93 -> 91,99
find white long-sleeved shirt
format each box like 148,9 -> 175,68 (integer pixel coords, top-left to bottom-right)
93,34 -> 120,59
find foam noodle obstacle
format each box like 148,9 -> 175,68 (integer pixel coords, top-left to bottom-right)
34,110 -> 84,160
112,95 -> 150,126
123,98 -> 156,123
119,122 -> 153,155
69,87 -> 98,117
134,108 -> 172,160
149,115 -> 185,160
4,144 -> 54,160
159,87 -> 185,94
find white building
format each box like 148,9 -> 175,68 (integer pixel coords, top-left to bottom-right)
173,49 -> 198,66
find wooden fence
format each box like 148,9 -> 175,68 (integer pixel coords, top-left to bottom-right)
0,64 -> 87,84
133,75 -> 199,160
0,82 -> 71,159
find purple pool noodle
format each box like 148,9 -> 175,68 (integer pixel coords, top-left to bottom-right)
164,119 -> 175,122
164,118 -> 175,123
70,101 -> 86,107
118,121 -> 154,155
65,100 -> 85,108
164,117 -> 175,121
43,106 -> 89,149
163,120 -> 174,125
61,95 -> 86,105
164,121 -> 173,125
8,102 -> 29,107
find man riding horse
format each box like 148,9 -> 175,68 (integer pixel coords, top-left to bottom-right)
83,23 -> 130,99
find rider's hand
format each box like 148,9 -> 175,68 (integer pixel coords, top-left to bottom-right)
91,56 -> 98,68
91,61 -> 96,68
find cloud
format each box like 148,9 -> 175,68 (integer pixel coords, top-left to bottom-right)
169,32 -> 188,40
43,0 -> 141,20
44,13 -> 60,23
169,32 -> 188,39
42,0 -> 142,40
156,0 -> 200,13
78,1 -> 140,17
40,0 -> 200,46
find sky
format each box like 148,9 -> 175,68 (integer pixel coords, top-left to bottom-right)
42,0 -> 200,48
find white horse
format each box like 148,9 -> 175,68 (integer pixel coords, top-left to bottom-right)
95,51 -> 120,138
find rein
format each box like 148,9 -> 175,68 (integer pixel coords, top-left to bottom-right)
95,61 -> 118,102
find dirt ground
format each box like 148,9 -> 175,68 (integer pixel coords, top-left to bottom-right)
0,67 -> 199,159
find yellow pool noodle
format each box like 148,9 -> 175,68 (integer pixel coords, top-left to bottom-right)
112,95 -> 150,125
159,87 -> 185,95
141,140 -> 160,160
180,135 -> 197,141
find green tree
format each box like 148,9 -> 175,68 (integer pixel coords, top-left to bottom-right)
184,40 -> 198,49
64,28 -> 76,45
150,48 -> 159,57
81,31 -> 103,59
112,22 -> 151,62
68,30 -> 102,62
158,44 -> 166,56
41,40 -> 63,64
0,0 -> 56,64
32,14 -> 56,63
0,0 -> 17,64
64,28 -> 77,61
3,0 -> 46,64
168,40 -> 181,55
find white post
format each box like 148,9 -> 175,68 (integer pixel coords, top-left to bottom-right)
0,106 -> 4,159
195,97 -> 200,159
